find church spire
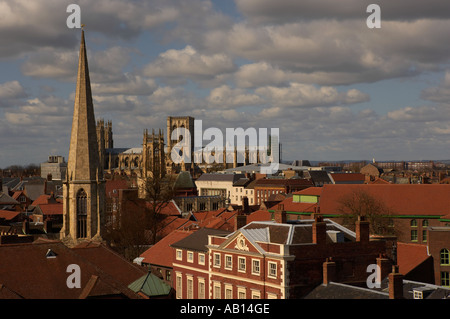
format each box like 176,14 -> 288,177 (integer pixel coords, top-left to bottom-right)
67,29 -> 102,181
61,30 -> 105,247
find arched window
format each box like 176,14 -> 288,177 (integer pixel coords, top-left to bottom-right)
76,189 -> 87,238
441,248 -> 450,265
410,219 -> 417,227
422,220 -> 429,227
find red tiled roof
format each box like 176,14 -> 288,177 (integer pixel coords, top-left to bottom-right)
268,196 -> 317,213
31,194 -> 60,206
318,184 -> 450,216
0,241 -> 143,299
396,242 -> 431,275
0,210 -> 21,221
158,216 -> 196,239
146,200 -> 181,216
12,191 -> 26,201
36,203 -> 63,215
369,178 -> 391,184
140,229 -> 194,267
72,241 -> 147,285
247,210 -> 272,223
330,173 -> 365,182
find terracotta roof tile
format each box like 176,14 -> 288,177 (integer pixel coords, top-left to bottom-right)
140,230 -> 194,267
397,242 -> 430,275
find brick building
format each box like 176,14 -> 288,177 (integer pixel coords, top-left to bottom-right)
253,178 -> 314,206
171,228 -> 231,299
171,209 -> 392,299
273,184 -> 450,244
428,227 -> 450,287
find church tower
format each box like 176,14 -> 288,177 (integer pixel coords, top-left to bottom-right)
60,30 -> 105,247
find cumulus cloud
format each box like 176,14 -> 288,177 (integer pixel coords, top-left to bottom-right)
143,45 -> 236,84
207,85 -> 264,108
421,70 -> 450,103
255,83 -> 369,108
0,81 -> 27,106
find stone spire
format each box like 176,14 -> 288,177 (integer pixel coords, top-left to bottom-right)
67,29 -> 102,182
61,30 -> 105,247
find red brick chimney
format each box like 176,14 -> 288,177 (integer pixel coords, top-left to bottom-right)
274,204 -> 287,224
355,215 -> 370,243
389,265 -> 403,299
322,258 -> 336,285
376,254 -> 392,284
312,215 -> 326,245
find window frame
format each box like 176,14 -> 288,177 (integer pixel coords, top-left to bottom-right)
268,261 -> 277,278
238,256 -> 246,272
440,248 -> 450,265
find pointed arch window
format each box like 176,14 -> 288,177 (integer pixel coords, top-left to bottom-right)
76,189 -> 87,238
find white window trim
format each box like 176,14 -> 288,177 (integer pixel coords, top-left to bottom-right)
225,254 -> 233,270
213,252 -> 221,268
225,284 -> 233,299
251,289 -> 261,299
268,261 -> 277,278
213,282 -> 221,299
186,275 -> 194,299
187,251 -> 194,263
198,278 -> 205,299
176,273 -> 183,299
176,249 -> 183,261
238,256 -> 246,273
237,286 -> 246,299
198,253 -> 205,266
251,258 -> 260,275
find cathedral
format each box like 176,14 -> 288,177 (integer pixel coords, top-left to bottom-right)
60,30 -> 105,247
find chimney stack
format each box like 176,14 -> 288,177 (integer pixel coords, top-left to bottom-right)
274,203 -> 287,224
389,265 -> 403,299
322,258 -> 336,285
312,215 -> 326,245
235,213 -> 247,231
355,215 -> 370,243
376,254 -> 392,285
242,196 -> 249,215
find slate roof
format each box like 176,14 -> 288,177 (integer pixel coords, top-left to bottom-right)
171,227 -> 232,252
304,282 -> 389,299
241,219 -> 356,246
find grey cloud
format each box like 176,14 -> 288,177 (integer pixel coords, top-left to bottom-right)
235,0 -> 450,24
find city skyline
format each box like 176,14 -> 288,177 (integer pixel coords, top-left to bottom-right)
1,1 -> 450,168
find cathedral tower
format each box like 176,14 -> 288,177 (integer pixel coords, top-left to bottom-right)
60,30 -> 105,247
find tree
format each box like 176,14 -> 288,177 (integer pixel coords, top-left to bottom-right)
337,188 -> 395,236
139,167 -> 178,245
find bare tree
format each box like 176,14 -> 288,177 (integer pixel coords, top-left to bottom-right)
337,188 -> 395,236
139,167 -> 178,245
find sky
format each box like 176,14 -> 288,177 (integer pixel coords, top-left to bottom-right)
1,0 -> 450,168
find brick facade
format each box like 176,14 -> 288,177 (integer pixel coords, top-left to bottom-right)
171,214 -> 392,299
